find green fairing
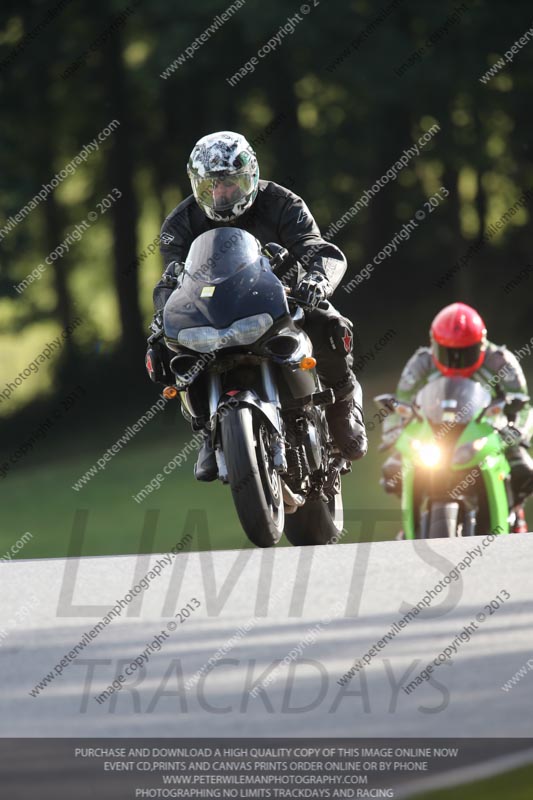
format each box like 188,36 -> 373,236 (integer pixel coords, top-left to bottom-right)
395,415 -> 510,539
452,421 -> 510,534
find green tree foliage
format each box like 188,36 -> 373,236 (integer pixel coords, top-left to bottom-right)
1,0 -> 533,426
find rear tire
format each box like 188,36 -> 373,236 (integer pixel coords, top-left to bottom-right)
284,492 -> 344,546
427,501 -> 460,538
220,406 -> 284,548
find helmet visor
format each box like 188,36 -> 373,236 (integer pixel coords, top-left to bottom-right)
191,172 -> 255,213
433,341 -> 484,371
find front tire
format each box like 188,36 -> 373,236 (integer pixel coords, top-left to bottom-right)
284,492 -> 344,546
427,501 -> 460,538
220,406 -> 284,548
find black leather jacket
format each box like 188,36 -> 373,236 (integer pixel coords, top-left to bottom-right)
153,180 -> 347,311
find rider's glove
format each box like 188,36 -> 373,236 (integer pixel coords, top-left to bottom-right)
146,311 -> 172,384
292,271 -> 331,307
149,310 -> 164,339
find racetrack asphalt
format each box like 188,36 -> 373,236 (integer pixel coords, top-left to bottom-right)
1,533 -> 531,741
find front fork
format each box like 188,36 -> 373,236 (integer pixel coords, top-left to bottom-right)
401,458 -> 511,539
401,462 -> 416,540
206,373 -> 228,481
260,363 -> 287,471
206,363 -> 287,482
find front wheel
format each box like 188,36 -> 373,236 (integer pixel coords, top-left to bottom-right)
220,406 -> 284,548
284,492 -> 344,546
426,501 -> 460,538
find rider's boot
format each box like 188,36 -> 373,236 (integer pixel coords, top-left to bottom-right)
326,389 -> 368,461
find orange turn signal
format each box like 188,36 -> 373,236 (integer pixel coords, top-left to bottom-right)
300,356 -> 317,371
163,386 -> 178,399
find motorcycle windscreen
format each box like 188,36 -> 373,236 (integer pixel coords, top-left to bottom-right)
183,227 -> 261,284
164,227 -> 289,336
416,376 -> 491,425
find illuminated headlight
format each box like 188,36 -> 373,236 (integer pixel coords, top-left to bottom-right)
453,437 -> 488,465
412,439 -> 441,467
177,313 -> 274,353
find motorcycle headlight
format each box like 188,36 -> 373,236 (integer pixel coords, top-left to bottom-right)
177,313 -> 274,353
452,437 -> 488,465
412,439 -> 441,467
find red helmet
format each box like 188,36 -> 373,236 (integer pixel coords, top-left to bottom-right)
430,303 -> 487,377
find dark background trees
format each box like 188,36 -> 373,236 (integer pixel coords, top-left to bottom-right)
1,0 -> 532,551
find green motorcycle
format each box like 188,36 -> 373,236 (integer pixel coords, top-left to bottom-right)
375,376 -> 529,538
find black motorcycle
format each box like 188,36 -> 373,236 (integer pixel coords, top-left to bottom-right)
160,227 -> 347,548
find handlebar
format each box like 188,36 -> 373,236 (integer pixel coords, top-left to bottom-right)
286,290 -> 329,311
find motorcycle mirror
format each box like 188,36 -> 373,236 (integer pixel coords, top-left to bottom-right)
374,393 -> 422,422
263,242 -> 290,272
478,398 -> 506,421
396,402 -> 416,420
374,393 -> 397,412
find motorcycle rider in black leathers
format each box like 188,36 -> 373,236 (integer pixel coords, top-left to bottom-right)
147,130 -> 368,480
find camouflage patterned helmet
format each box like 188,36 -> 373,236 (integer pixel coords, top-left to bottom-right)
187,131 -> 259,222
